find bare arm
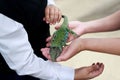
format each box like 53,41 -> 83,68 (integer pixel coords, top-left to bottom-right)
83,10 -> 120,34
83,38 -> 120,55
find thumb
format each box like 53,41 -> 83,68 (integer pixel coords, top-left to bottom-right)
56,55 -> 68,62
56,52 -> 73,62
56,45 -> 77,61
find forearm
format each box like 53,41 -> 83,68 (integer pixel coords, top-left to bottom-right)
84,10 -> 120,34
83,38 -> 120,55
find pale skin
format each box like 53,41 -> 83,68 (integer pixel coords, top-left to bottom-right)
44,5 -> 62,25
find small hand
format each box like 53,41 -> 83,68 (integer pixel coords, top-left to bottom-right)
41,47 -> 51,60
55,21 -> 86,41
75,62 -> 104,80
43,5 -> 62,25
56,37 -> 85,62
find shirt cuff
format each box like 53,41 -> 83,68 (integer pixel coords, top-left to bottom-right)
47,60 -> 75,80
47,0 -> 55,5
58,64 -> 74,80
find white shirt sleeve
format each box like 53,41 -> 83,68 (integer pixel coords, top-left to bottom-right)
47,0 -> 55,5
0,13 -> 74,80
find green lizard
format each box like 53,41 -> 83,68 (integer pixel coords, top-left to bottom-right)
50,15 -> 78,61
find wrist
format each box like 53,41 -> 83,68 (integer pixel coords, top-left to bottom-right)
82,38 -> 95,51
79,38 -> 86,51
74,69 -> 80,80
74,68 -> 84,80
76,21 -> 92,36
82,21 -> 94,34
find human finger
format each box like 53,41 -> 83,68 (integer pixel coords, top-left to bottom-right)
46,36 -> 52,42
41,48 -> 51,60
45,6 -> 50,23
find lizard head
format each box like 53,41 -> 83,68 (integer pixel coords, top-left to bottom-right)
50,46 -> 62,61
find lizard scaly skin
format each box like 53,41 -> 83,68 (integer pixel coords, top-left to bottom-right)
50,15 -> 78,61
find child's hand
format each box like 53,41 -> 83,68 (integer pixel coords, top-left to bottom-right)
55,21 -> 86,41
44,5 -> 62,25
74,62 -> 104,80
56,37 -> 85,62
40,36 -> 52,60
41,37 -> 84,62
41,47 -> 51,60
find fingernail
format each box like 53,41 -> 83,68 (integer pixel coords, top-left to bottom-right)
92,63 -> 95,65
97,62 -> 100,65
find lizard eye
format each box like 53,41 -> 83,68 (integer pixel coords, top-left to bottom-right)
53,34 -> 56,38
52,34 -> 56,42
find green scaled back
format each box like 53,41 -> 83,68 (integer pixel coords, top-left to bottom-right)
50,15 -> 78,61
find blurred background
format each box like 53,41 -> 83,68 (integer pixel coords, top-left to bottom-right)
50,0 -> 120,80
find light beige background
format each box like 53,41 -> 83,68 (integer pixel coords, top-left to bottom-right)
50,0 -> 120,80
